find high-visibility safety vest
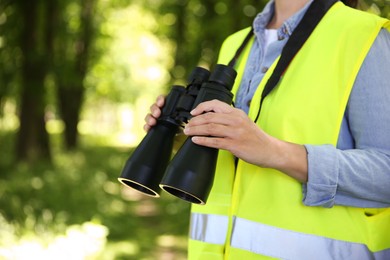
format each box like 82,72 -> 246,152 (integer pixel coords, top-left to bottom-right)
189,2 -> 390,260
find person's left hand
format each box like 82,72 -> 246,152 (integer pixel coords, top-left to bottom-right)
183,99 -> 308,182
183,99 -> 278,168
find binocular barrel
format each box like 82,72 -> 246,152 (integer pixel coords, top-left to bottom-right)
118,64 -> 237,204
118,86 -> 186,197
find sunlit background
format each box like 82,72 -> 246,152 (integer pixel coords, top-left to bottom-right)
0,0 -> 389,259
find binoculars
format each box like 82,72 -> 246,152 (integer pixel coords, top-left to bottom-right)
118,64 -> 237,205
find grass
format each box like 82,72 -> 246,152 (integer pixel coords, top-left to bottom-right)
0,131 -> 191,259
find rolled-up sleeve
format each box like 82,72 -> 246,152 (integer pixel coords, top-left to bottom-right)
303,145 -> 390,208
303,144 -> 339,208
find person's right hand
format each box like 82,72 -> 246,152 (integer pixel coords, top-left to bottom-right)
143,95 -> 165,132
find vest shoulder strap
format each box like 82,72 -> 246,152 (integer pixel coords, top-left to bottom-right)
256,0 -> 338,121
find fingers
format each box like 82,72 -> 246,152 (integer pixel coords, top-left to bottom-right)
155,94 -> 165,108
144,95 -> 165,132
185,112 -> 236,134
187,99 -> 236,129
190,99 -> 233,116
151,95 -> 165,117
143,114 -> 157,132
187,101 -> 246,129
183,99 -> 255,154
144,98 -> 232,133
191,136 -> 229,150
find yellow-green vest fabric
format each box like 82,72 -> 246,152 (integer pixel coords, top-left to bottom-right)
189,2 -> 390,260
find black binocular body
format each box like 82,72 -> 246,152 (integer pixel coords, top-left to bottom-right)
118,64 -> 237,205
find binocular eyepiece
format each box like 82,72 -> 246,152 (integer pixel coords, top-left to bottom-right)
118,64 -> 237,205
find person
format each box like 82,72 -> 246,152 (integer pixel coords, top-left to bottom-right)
144,0 -> 390,259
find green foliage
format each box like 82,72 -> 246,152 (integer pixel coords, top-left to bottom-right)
0,2 -> 22,107
86,2 -> 171,104
0,131 -> 190,259
362,0 -> 390,18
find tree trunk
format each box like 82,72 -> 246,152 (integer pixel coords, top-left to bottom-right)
57,86 -> 84,149
16,0 -> 51,162
57,0 -> 96,150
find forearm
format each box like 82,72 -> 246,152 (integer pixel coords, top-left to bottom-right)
304,144 -> 390,208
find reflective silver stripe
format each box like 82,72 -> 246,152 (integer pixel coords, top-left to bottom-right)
231,217 -> 390,260
190,213 -> 229,245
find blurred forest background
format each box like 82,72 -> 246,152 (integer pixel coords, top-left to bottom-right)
0,0 -> 389,259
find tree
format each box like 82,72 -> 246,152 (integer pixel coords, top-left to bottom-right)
54,0 -> 97,149
1,0 -> 388,164
15,0 -> 52,162
143,0 -> 266,84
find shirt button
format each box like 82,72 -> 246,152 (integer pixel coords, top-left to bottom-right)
261,67 -> 268,73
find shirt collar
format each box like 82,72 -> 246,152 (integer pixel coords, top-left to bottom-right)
253,0 -> 313,41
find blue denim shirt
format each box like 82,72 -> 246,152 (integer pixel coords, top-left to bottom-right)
236,0 -> 390,208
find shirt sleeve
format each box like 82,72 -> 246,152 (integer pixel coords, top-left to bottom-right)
302,28 -> 390,208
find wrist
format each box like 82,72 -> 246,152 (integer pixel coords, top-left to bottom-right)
268,138 -> 308,183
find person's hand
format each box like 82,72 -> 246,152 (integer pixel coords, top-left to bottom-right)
143,95 -> 165,132
183,99 -> 308,182
183,99 -> 275,166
